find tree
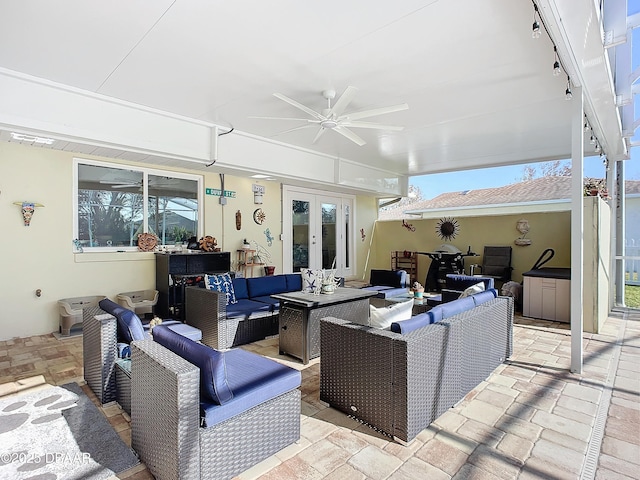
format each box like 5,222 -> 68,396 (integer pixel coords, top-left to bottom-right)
519,160 -> 571,181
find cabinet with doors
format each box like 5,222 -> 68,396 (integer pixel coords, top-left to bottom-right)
155,252 -> 231,319
522,268 -> 571,323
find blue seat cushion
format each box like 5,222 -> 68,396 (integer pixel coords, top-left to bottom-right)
472,288 -> 498,306
390,306 -> 443,334
225,299 -> 272,318
246,275 -> 288,298
232,277 -> 249,300
99,298 -> 146,343
200,348 -> 301,427
284,273 -> 302,292
251,295 -> 280,311
152,325 -> 233,405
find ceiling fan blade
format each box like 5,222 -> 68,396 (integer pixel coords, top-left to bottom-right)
342,121 -> 405,131
343,103 -> 409,122
272,124 -> 316,137
329,86 -> 358,117
248,116 -> 315,121
312,127 -> 326,144
273,93 -> 325,121
334,126 -> 366,146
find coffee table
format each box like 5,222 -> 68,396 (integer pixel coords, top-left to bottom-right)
272,287 -> 377,364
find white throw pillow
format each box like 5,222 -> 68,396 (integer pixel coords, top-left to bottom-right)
369,299 -> 414,329
459,281 -> 485,298
300,268 -> 324,294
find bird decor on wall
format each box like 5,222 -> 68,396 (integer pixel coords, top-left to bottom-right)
402,219 -> 416,232
436,217 -> 460,241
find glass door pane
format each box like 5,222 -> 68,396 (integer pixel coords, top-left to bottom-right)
292,199 -> 312,272
321,202 -> 337,270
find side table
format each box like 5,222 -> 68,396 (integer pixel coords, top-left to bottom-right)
115,358 -> 132,415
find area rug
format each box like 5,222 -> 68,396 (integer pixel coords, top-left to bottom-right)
0,382 -> 139,480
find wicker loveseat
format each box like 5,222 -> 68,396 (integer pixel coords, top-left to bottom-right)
185,273 -> 303,349
83,298 -> 201,404
320,292 -> 513,443
130,325 -> 301,480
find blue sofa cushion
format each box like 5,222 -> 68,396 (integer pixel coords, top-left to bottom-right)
232,277 -> 249,300
251,295 -> 279,311
369,269 -> 407,288
99,298 -> 146,343
440,296 -> 476,319
390,309 -> 434,334
200,348 -> 301,427
284,273 -> 302,292
205,273 -> 237,305
246,275 -> 287,298
472,289 -> 498,306
225,299 -> 272,319
152,325 -> 233,405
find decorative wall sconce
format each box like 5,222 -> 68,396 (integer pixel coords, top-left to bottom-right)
252,183 -> 265,204
13,201 -> 44,226
514,219 -> 532,246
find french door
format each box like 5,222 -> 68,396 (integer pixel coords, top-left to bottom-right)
282,186 -> 354,277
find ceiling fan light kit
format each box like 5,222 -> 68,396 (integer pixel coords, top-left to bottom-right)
252,86 -> 408,146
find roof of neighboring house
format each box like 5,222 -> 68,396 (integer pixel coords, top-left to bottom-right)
379,176 -> 640,220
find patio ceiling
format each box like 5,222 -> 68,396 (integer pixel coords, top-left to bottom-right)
0,0 -> 627,189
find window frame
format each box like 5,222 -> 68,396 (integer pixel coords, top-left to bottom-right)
73,158 -> 203,252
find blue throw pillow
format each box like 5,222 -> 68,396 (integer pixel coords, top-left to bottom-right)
152,325 -> 234,405
205,273 -> 237,305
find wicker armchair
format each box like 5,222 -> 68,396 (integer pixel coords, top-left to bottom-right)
320,296 -> 513,443
130,339 -> 301,480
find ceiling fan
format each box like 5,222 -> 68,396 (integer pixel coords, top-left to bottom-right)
251,86 -> 408,146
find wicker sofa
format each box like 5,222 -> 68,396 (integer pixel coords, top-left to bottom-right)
320,292 -> 513,443
130,325 -> 301,480
185,273 -> 303,349
83,298 -> 201,404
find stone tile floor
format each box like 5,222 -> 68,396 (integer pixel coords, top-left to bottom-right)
0,309 -> 638,479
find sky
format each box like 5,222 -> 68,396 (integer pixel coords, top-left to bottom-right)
411,0 -> 640,200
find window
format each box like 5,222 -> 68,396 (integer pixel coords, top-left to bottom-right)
74,160 -> 202,251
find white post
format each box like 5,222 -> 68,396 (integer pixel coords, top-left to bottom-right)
571,86 -> 584,374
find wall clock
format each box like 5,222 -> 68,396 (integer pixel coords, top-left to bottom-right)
253,208 -> 266,225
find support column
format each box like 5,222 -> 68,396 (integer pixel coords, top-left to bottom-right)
571,86 -> 584,375
615,160 -> 626,306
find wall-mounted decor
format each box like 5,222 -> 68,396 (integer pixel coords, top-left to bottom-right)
252,184 -> 265,204
137,233 -> 158,252
515,219 -> 532,246
360,228 -> 366,242
253,208 -> 266,225
264,228 -> 274,247
436,217 -> 459,241
13,201 -> 44,226
402,219 -> 416,232
235,210 -> 242,230
199,235 -> 218,252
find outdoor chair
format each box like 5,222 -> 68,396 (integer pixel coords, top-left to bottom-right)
478,246 -> 513,283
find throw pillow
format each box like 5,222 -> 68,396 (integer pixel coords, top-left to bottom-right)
205,273 -> 237,305
369,299 -> 414,329
459,281 -> 485,298
301,268 -> 324,294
